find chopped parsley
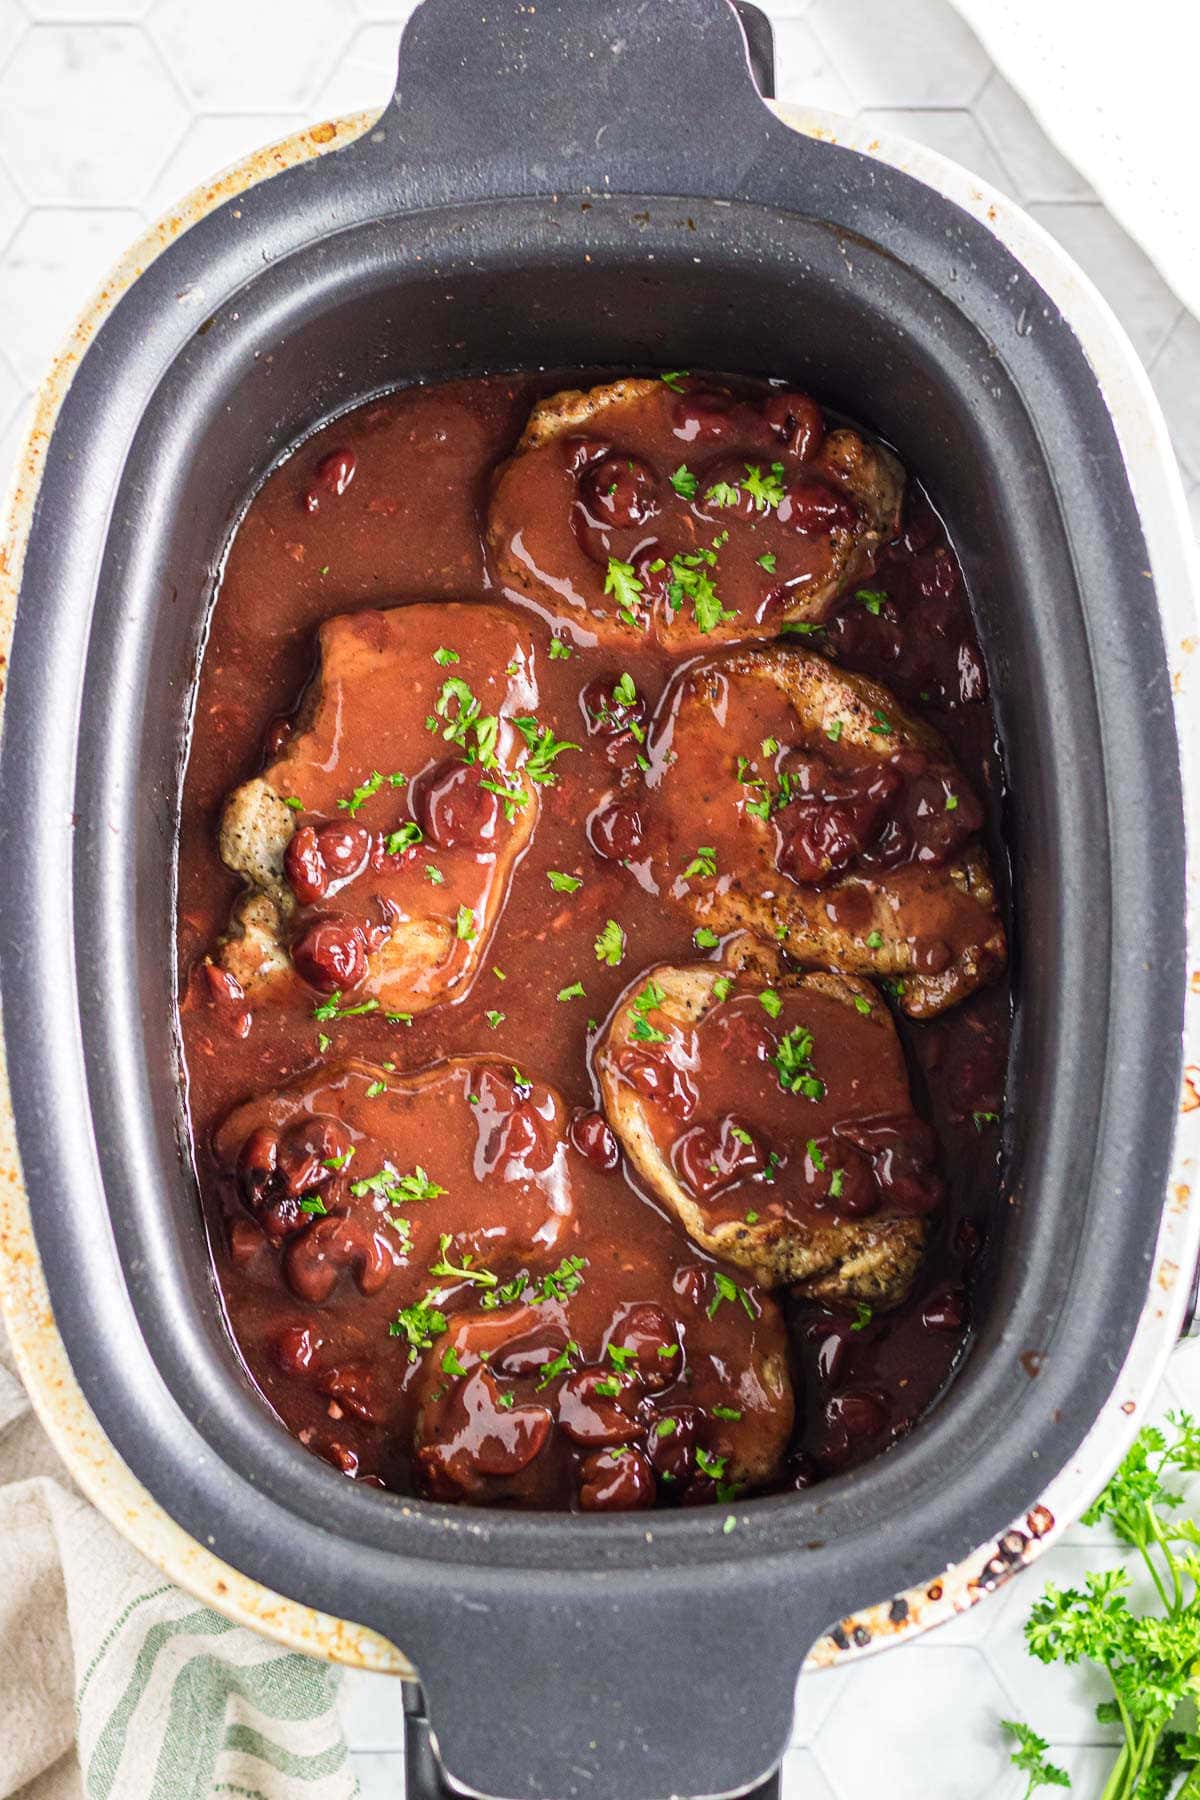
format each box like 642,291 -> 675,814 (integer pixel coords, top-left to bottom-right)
851,1302 -> 873,1331
806,1139 -> 826,1172
694,927 -> 720,949
866,929 -> 883,950
666,543 -> 734,634
656,1417 -> 678,1438
481,1254 -> 587,1311
594,919 -> 626,967
612,671 -> 638,707
594,1374 -> 622,1398
712,976 -> 732,1002
284,794 -> 304,811
682,845 -> 717,880
388,1298 -> 447,1359
385,822 -> 423,854
485,1009 -> 505,1029
429,1233 -> 498,1289
825,718 -> 844,742
496,1391 -> 516,1410
973,1109 -> 999,1131
426,863 -> 444,884
364,1078 -> 387,1098
442,1344 -> 469,1376
659,370 -> 688,391
298,1195 -> 327,1216
455,904 -> 477,940
740,461 -> 786,511
557,980 -> 586,1001
607,1343 -> 638,1373
712,1404 -> 742,1421
435,677 -> 500,768
536,1341 -> 580,1389
512,715 -> 580,785
705,480 -> 742,509
317,1032 -> 331,1054
338,770 -> 388,816
670,464 -> 698,499
351,1164 -> 445,1204
945,793 -> 959,811
772,1024 -> 825,1101
604,557 -> 645,628
870,709 -> 893,737
759,989 -> 782,1020
492,966 -> 506,980
547,870 -> 582,893
707,1271 -> 755,1321
629,979 -> 668,1044
695,1447 -> 728,1480
433,646 -> 460,666
549,636 -> 572,660
312,992 -> 379,1022
829,1167 -> 846,1199
756,551 -> 777,573
856,587 -> 887,615
853,994 -> 872,1016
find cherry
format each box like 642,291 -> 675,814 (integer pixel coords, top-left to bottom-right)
587,798 -> 644,862
411,759 -> 501,852
569,1109 -> 620,1171
285,1215 -> 394,1304
284,824 -> 328,905
315,822 -> 371,882
558,1367 -> 642,1448
779,479 -> 857,536
302,447 -> 356,511
578,454 -> 659,529
578,1447 -> 655,1510
761,390 -> 824,460
271,1322 -> 324,1374
291,913 -> 368,994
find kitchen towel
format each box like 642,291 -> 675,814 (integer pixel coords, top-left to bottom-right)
0,1319 -> 356,1800
950,0 -> 1200,319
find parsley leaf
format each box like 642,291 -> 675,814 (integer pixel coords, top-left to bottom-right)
707,1271 -> 755,1321
455,904 -> 477,940
549,636 -> 572,660
659,370 -> 688,392
428,1233 -> 498,1289
999,1722 -> 1071,1797
433,646 -> 460,665
771,1024 -> 825,1101
385,821 -> 423,855
594,919 -> 626,967
536,1341 -> 580,1389
670,464 -> 698,499
511,715 -> 580,786
557,980 -> 586,1001
740,461 -> 786,511
682,845 -> 717,880
389,1298 -> 448,1359
604,557 -> 646,626
547,870 -> 582,893
312,992 -> 379,1022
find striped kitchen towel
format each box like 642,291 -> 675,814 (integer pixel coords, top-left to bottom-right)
0,1321 -> 357,1800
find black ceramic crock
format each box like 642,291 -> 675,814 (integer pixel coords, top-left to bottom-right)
0,2 -> 1191,1796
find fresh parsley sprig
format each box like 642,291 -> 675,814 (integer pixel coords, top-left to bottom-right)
1003,1413 -> 1200,1800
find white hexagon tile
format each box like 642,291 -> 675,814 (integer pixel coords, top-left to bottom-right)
1,3 -> 1198,1797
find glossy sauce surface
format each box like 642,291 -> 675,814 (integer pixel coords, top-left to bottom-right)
179,373 -> 1009,1505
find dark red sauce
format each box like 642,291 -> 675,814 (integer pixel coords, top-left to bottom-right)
178,372 -> 1009,1508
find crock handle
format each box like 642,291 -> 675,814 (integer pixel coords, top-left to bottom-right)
378,1565 -> 820,1800
351,0 -> 784,207
402,1682 -> 784,1800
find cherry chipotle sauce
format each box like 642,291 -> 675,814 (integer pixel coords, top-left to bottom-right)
178,372 -> 1009,1507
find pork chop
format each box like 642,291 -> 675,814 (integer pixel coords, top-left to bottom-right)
631,646 -> 1006,1018
596,960 -> 940,1307
216,1056 -> 794,1509
487,376 -> 904,649
214,601 -> 552,1015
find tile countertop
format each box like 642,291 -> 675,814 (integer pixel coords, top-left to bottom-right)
0,1 -> 1196,1795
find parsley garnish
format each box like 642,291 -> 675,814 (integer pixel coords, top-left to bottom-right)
365,1078 -> 387,1098
298,1195 -> 327,1216
712,976 -> 732,1002
694,927 -> 720,949
656,1417 -> 678,1437
629,979 -> 668,1044
852,994 -> 872,1016
695,1447 -> 728,1480
666,545 -> 734,634
759,989 -> 782,1020
706,1271 -> 754,1321
547,870 -> 582,893
549,636 -> 572,660
870,709 -> 893,736
945,792 -> 959,811
385,822 -> 423,854
851,1301 -> 873,1331
756,551 -> 777,573
806,1139 -> 826,1172
284,794 -> 303,811
604,557 -> 645,627
973,1109 -> 999,1131
351,1164 -> 444,1204
433,646 -> 460,665
856,588 -> 886,615
536,1342 -> 579,1389
594,919 -> 625,967
512,715 -> 580,786
612,671 -> 638,707
455,905 -> 477,941
428,1233 -> 498,1289
712,1404 -> 742,1421
682,845 -> 717,880
485,1009 -> 504,1029
670,464 -> 698,499
388,1297 -> 448,1359
339,771 -> 389,816
435,677 -> 499,768
660,370 -> 688,392
317,1032 -> 331,1054
595,1375 -> 622,1398
426,863 -> 444,884
825,718 -> 844,742
705,480 -> 742,509
771,1024 -> 825,1101
312,992 -> 379,1022
740,461 -> 786,511
557,980 -> 586,1001
866,929 -> 883,950
442,1344 -> 469,1376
